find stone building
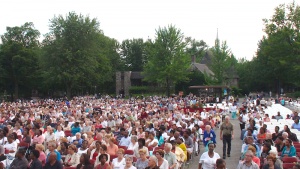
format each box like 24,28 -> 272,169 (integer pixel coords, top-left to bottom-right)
116,51 -> 239,96
115,71 -> 144,96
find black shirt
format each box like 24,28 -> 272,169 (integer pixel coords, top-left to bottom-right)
44,160 -> 63,169
29,159 -> 43,169
145,166 -> 160,169
10,157 -> 28,169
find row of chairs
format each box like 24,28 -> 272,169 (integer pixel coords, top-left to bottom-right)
283,163 -> 296,169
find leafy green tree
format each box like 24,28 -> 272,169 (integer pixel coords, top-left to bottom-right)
253,2 -> 300,94
119,38 -> 146,71
185,37 -> 207,62
0,22 -> 40,99
208,38 -> 233,85
143,25 -> 190,96
96,35 -> 122,94
41,12 -> 112,98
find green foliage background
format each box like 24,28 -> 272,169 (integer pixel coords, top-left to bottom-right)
0,2 -> 300,99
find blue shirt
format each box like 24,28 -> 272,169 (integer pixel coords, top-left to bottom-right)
203,130 -> 216,146
281,146 -> 296,157
119,136 -> 131,147
71,127 -> 81,136
73,138 -> 83,148
292,123 -> 300,131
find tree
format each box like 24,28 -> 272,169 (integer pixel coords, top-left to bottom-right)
41,12 -> 112,98
185,37 -> 207,62
208,38 -> 233,85
119,38 -> 146,71
0,22 -> 40,100
143,25 -> 190,96
255,2 -> 300,94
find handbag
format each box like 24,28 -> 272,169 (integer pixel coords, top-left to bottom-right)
204,140 -> 213,152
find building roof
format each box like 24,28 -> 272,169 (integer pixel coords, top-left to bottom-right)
200,51 -> 213,65
190,63 -> 214,76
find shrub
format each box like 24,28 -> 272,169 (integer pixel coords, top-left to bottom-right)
129,86 -> 149,94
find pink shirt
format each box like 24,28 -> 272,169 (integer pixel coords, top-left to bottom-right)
38,151 -> 46,166
253,156 -> 260,167
32,135 -> 44,144
107,144 -> 118,156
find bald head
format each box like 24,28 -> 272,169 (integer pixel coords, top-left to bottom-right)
49,152 -> 57,162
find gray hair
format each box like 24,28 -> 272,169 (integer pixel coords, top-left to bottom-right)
48,142 -> 57,148
269,149 -> 278,157
124,155 -> 133,161
76,132 -> 81,136
282,132 -> 288,137
205,125 -> 211,129
131,135 -> 137,142
149,155 -> 158,163
165,143 -> 172,149
245,150 -> 254,156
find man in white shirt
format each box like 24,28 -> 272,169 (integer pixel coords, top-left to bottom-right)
119,131 -> 131,147
239,110 -> 249,131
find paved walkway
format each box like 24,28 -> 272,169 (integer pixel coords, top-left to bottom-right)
188,118 -> 242,169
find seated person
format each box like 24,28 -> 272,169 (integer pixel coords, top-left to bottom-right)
291,117 -> 300,131
275,136 -> 285,153
9,149 -> 28,169
281,139 -> 296,158
72,133 -> 83,148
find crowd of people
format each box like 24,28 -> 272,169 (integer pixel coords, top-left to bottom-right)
0,94 -> 300,169
236,96 -> 300,169
0,95 -> 230,169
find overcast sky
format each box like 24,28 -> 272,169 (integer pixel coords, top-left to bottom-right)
0,0 -> 297,60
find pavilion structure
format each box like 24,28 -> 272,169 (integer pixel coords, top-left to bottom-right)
189,85 -> 230,102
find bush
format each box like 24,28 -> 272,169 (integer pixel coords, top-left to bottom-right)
231,87 -> 242,97
293,91 -> 300,98
129,86 -> 149,94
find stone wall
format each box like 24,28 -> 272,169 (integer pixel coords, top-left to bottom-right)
115,72 -> 121,96
115,71 -> 132,97
124,72 -> 131,96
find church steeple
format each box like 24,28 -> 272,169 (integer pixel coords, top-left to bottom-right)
215,28 -> 220,48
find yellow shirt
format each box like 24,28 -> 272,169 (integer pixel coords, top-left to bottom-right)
174,146 -> 187,162
177,143 -> 187,161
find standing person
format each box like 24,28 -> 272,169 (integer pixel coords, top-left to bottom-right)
239,110 -> 248,131
236,150 -> 259,169
198,143 -> 220,169
230,101 -> 237,119
220,116 -> 234,159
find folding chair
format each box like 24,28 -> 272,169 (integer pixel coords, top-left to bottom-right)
282,157 -> 298,163
283,163 -> 295,169
125,150 -> 134,155
110,155 -> 118,162
64,130 -> 72,137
